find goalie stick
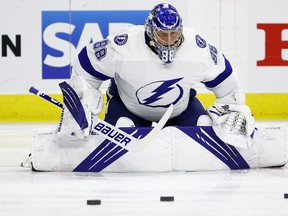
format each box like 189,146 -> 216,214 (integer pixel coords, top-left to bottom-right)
29,86 -> 63,109
28,86 -> 173,151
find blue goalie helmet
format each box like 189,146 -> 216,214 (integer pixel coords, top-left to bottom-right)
145,3 -> 183,63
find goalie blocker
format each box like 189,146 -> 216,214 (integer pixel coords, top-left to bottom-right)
30,123 -> 287,172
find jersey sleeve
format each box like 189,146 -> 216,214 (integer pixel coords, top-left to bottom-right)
71,37 -> 116,89
200,42 -> 242,99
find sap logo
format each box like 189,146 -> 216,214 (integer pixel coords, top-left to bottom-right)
42,10 -> 148,79
257,23 -> 288,66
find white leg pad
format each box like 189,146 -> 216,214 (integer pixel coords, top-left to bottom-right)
30,123 -> 287,172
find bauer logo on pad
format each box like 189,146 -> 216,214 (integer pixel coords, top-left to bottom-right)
41,10 -> 148,79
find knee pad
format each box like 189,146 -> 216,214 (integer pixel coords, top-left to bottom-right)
115,117 -> 135,128
197,115 -> 212,126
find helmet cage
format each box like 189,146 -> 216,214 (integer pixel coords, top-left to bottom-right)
145,4 -> 183,63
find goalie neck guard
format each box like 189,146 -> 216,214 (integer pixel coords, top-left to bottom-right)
144,3 -> 183,64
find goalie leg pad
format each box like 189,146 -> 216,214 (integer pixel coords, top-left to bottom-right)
30,124 -> 287,172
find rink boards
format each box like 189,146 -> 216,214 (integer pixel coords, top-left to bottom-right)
31,124 -> 288,172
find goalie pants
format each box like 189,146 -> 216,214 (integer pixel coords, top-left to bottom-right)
104,85 -> 207,127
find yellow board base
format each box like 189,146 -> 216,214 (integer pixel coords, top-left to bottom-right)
0,93 -> 287,122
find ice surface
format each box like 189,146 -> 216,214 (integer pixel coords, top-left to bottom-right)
0,123 -> 287,216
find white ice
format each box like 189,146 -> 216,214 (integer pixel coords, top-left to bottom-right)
0,123 -> 288,216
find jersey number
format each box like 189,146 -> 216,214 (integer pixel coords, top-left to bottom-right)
93,40 -> 108,61
95,48 -> 107,60
162,50 -> 174,63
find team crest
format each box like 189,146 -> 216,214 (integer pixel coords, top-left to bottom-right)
195,35 -> 206,48
114,34 -> 128,46
136,78 -> 184,108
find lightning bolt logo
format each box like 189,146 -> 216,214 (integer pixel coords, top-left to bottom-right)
136,78 -> 184,108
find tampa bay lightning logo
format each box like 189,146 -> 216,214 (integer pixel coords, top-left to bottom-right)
136,78 -> 184,108
195,35 -> 206,48
114,34 -> 128,46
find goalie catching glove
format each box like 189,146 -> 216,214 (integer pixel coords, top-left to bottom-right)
57,76 -> 103,140
207,104 -> 256,149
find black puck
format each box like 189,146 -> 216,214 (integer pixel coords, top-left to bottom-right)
284,193 -> 288,199
160,196 -> 174,202
87,199 -> 101,205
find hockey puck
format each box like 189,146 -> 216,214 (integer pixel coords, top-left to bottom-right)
87,199 -> 101,205
284,193 -> 288,199
160,196 -> 174,202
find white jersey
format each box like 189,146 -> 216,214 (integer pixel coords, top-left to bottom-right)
72,25 -> 241,121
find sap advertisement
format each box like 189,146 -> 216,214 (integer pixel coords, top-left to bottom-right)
0,0 -> 288,94
42,10 -> 148,79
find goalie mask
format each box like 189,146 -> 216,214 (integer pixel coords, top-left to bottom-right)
145,3 -> 183,64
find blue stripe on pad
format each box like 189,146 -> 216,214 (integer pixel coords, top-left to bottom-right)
59,81 -> 88,130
